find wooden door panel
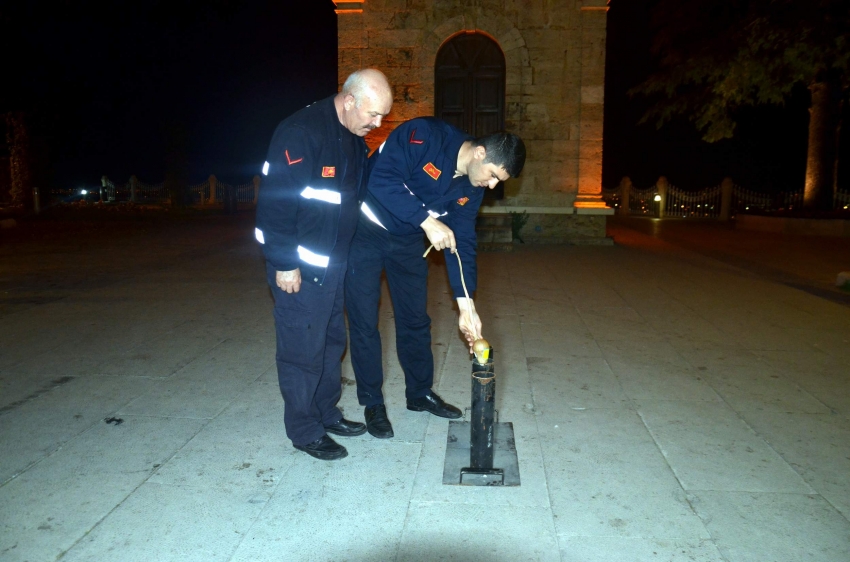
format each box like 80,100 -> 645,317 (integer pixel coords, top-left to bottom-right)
435,33 -> 506,199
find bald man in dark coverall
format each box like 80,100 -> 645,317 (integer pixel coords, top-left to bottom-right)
255,69 -> 392,460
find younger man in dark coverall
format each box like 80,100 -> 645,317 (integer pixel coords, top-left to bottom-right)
345,118 -> 526,438
255,69 -> 392,460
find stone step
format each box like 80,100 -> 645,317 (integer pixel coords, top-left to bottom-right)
476,213 -> 514,252
476,212 -> 512,227
478,241 -> 514,252
476,225 -> 513,244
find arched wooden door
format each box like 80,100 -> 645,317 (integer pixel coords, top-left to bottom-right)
435,32 -> 506,199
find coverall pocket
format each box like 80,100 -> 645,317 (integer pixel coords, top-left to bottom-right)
273,306 -> 323,371
274,307 -> 312,330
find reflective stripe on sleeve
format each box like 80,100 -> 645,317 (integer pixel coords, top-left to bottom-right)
360,202 -> 387,230
427,210 -> 448,219
300,186 -> 341,204
255,228 -> 265,244
297,245 -> 330,268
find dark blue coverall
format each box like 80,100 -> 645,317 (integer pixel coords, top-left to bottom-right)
345,117 -> 483,407
255,95 -> 366,446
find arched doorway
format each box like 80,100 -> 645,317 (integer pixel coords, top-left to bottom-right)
435,32 -> 506,198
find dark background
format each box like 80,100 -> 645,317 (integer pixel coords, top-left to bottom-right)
1,0 -> 840,194
1,0 -> 338,190
603,0 -> 819,192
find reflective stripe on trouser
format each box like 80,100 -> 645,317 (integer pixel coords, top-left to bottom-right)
266,261 -> 345,446
345,216 -> 434,406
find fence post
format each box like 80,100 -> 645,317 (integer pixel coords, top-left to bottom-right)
225,183 -> 237,214
617,176 -> 632,216
33,187 -> 41,214
207,174 -> 217,206
129,175 -> 138,202
656,176 -> 668,218
209,175 -> 217,204
719,177 -> 733,221
253,175 -> 261,204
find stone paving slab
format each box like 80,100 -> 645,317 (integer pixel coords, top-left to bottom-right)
1,213 -> 849,561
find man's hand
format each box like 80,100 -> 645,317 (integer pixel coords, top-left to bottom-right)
420,216 -> 456,253
276,268 -> 302,293
457,297 -> 482,353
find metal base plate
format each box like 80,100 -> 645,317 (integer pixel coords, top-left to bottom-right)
459,467 -> 504,486
442,421 -> 520,486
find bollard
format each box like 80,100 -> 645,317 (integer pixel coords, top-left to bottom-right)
469,345 -> 496,469
460,340 -> 505,485
32,187 -> 41,214
442,340 -> 520,487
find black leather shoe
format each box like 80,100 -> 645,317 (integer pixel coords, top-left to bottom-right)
364,404 -> 394,439
293,435 -> 348,460
407,392 -> 462,419
325,418 -> 367,437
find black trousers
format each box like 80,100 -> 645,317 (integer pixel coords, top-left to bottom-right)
345,217 -> 434,406
267,261 -> 345,446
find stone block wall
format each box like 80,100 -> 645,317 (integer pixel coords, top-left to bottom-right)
335,0 -> 612,243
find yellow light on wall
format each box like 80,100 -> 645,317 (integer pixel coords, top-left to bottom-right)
333,1 -> 364,13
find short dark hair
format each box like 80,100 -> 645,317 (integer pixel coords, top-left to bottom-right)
474,132 -> 526,178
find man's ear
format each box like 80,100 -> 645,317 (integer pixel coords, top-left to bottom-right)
343,94 -> 356,110
474,145 -> 487,161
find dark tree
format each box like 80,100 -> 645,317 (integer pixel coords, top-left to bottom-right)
632,0 -> 849,210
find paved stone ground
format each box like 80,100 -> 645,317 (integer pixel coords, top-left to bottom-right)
1,209 -> 848,561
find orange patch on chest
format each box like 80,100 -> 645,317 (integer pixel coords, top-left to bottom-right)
423,162 -> 441,180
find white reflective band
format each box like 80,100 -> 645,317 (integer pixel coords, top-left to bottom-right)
427,209 -> 448,219
262,161 -> 269,176
255,228 -> 265,244
360,202 -> 387,230
300,186 -> 341,204
297,245 -> 330,268
378,141 -> 386,154
403,182 -> 415,196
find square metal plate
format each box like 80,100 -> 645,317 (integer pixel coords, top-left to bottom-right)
442,421 -> 520,486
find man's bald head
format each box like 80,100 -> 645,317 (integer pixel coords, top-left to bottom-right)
337,68 -> 393,137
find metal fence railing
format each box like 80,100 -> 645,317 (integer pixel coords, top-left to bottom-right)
603,177 -> 848,220
80,175 -> 262,206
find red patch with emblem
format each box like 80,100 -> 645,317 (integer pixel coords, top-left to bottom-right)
409,129 -> 424,144
285,149 -> 303,165
457,197 -> 469,206
423,162 -> 441,180
322,166 -> 335,177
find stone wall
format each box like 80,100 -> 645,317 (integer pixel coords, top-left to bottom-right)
335,0 -> 612,243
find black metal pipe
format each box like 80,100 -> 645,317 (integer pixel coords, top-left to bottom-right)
470,347 -> 495,469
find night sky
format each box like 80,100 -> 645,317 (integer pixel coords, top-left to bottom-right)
3,0 -> 338,189
1,0 -> 828,194
603,0 -> 814,192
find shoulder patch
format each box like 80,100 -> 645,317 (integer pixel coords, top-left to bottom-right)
409,129 -> 424,145
322,166 -> 335,177
423,162 -> 441,180
285,149 -> 303,165
457,197 -> 469,206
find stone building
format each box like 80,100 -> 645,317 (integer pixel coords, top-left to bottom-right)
333,0 -> 612,243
